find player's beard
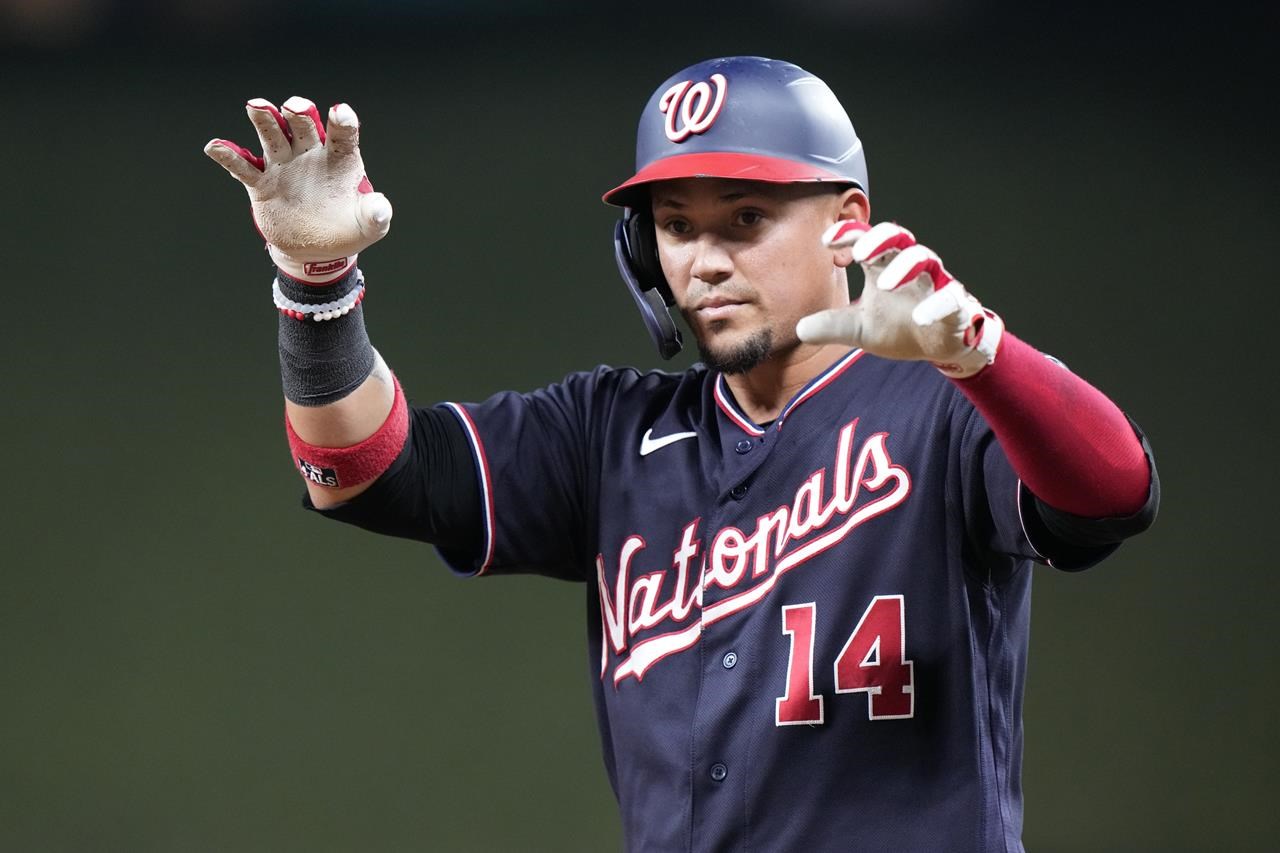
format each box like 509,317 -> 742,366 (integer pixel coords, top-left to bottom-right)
696,327 -> 773,374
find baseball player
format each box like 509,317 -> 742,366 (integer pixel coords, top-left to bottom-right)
206,56 -> 1159,852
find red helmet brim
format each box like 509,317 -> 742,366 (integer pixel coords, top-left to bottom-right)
602,152 -> 851,206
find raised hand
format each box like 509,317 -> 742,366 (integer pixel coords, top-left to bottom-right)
797,221 -> 1003,378
205,97 -> 392,283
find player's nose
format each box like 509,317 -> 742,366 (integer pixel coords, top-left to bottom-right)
690,235 -> 733,285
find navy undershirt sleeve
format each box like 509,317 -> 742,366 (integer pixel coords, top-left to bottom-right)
1020,420 -> 1160,571
302,404 -> 483,559
956,389 -> 1159,573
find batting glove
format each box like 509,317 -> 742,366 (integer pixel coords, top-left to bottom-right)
204,97 -> 392,283
796,221 -> 1004,379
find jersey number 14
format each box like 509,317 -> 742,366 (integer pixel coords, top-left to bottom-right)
775,596 -> 914,726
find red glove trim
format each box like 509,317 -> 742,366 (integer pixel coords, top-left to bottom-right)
284,377 -> 408,489
953,334 -> 1150,518
211,138 -> 264,172
285,99 -> 327,145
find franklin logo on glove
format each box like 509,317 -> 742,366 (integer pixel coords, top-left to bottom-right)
304,259 -> 351,278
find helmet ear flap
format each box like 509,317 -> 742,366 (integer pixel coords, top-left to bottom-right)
623,208 -> 673,304
613,207 -> 682,359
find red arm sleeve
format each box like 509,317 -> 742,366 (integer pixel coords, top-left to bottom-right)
951,333 -> 1150,518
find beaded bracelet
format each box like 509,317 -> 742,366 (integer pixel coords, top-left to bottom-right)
272,273 -> 366,322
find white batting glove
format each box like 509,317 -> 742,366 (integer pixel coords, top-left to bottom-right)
204,97 -> 392,283
796,221 -> 1004,379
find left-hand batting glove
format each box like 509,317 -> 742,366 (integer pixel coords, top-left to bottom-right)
796,221 -> 1004,378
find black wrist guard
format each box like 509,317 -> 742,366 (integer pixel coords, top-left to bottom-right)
276,267 -> 376,406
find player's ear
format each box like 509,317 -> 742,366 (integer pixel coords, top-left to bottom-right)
828,187 -> 869,269
837,186 -> 870,224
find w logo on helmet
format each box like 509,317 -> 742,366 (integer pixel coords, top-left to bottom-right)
658,73 -> 728,143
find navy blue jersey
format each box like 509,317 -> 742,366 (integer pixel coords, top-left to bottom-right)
425,349 -> 1148,852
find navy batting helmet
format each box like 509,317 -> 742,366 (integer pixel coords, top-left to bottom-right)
605,56 -> 869,359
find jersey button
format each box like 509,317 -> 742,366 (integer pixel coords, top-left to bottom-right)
735,439 -> 753,454
722,651 -> 738,669
730,484 -> 748,500
710,763 -> 728,782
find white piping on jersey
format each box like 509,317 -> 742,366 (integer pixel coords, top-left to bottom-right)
1015,479 -> 1054,568
777,349 -> 864,427
713,379 -> 765,435
444,403 -> 496,575
713,348 -> 865,435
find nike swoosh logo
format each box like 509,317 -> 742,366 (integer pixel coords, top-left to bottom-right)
640,428 -> 697,457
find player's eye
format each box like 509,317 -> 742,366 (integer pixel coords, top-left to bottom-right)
662,218 -> 692,236
734,209 -> 765,227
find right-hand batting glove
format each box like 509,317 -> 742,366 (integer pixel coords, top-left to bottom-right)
204,97 -> 392,283
797,221 -> 1004,379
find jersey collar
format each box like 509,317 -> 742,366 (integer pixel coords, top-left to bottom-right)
713,348 -> 865,436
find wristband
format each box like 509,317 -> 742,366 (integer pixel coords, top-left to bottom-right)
277,266 -> 376,406
285,374 -> 409,489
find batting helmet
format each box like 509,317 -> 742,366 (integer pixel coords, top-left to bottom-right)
604,56 -> 869,359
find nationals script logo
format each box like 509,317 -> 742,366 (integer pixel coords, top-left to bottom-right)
658,72 -> 728,142
597,419 -> 912,685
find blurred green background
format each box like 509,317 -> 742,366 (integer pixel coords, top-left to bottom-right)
2,2 -> 1276,851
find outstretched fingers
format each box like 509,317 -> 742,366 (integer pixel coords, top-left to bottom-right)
204,138 -> 264,186
283,96 -> 326,153
326,103 -> 361,156
246,98 -> 293,164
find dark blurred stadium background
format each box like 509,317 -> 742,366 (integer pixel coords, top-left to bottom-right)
2,1 -> 1276,851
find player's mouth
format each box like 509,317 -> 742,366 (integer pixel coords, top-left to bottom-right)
694,296 -> 750,322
